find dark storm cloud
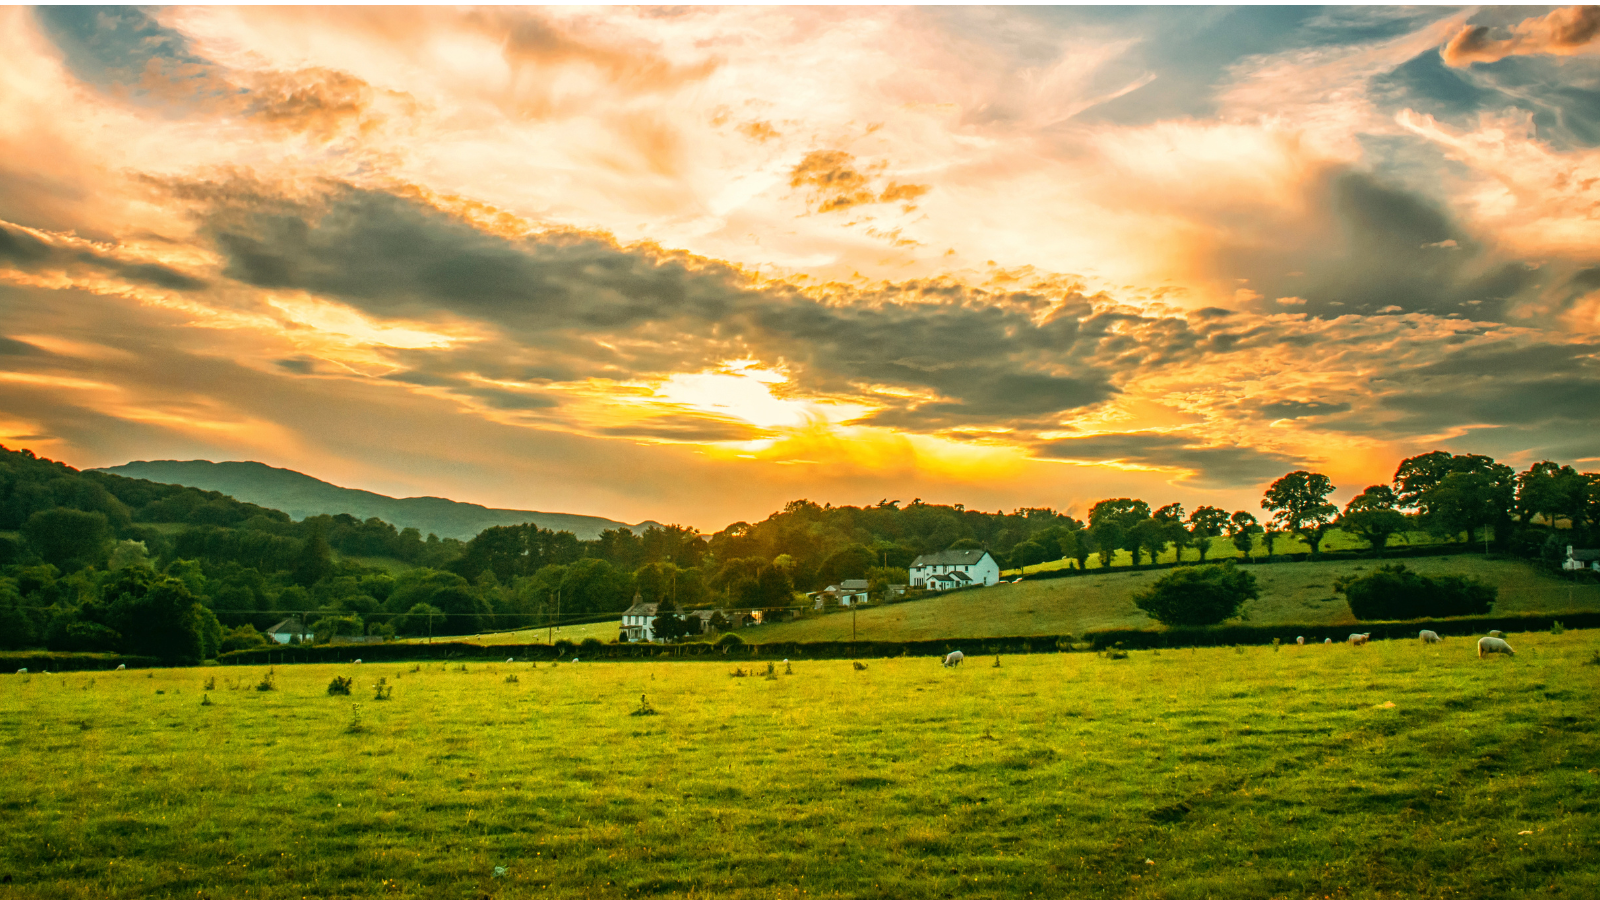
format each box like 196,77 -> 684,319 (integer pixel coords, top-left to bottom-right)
188,179 -> 1131,426
1033,432 -> 1306,488
33,6 -> 213,92
0,222 -> 207,291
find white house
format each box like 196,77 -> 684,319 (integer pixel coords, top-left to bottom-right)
909,549 -> 1000,590
1564,545 -> 1600,572
265,617 -> 312,644
620,597 -> 659,642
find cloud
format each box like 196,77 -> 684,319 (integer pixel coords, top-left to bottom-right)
0,221 -> 208,292
788,150 -> 931,214
1442,6 -> 1600,68
1034,431 -> 1306,488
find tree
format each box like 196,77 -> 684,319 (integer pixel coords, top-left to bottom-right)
1187,506 -> 1229,562
293,523 -> 335,586
1261,471 -> 1338,555
1089,499 -> 1151,567
1339,485 -> 1409,556
1061,528 -> 1095,571
99,567 -> 207,664
1153,504 -> 1187,563
1133,562 -> 1259,627
1516,461 -> 1587,527
395,603 -> 445,636
1227,511 -> 1260,561
1334,564 -> 1496,620
1009,540 -> 1049,573
22,508 -> 111,572
651,598 -> 688,642
1393,452 -> 1515,545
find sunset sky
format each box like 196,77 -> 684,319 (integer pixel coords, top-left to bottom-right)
2,5 -> 1599,530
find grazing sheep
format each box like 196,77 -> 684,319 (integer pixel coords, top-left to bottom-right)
354,659 -> 362,664
1419,630 -> 1441,644
1478,636 -> 1515,659
1324,638 -> 1332,644
15,668 -> 26,674
1487,630 -> 1503,638
506,657 -> 514,663
942,650 -> 965,668
1296,636 -> 1305,645
115,664 -> 126,670
1348,633 -> 1371,646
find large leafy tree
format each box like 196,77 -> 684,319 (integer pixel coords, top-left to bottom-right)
1089,499 -> 1151,567
22,508 -> 111,572
1133,562 -> 1259,627
98,567 -> 207,664
1153,503 -> 1187,563
1515,461 -> 1588,528
1339,485 -> 1409,556
1393,452 -> 1515,545
1261,471 -> 1338,555
1187,506 -> 1230,562
1227,511 -> 1260,561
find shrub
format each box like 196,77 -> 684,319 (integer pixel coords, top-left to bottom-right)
1334,564 -> 1496,620
579,637 -> 604,652
716,632 -> 745,648
1133,562 -> 1259,627
327,675 -> 353,696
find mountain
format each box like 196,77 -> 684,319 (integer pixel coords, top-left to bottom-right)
93,460 -> 661,541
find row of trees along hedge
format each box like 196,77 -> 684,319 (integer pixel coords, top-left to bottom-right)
2,441 -> 1597,657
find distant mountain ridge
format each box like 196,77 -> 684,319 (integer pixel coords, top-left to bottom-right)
93,460 -> 661,541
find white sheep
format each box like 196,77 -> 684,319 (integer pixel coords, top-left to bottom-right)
1296,636 -> 1305,645
506,657 -> 514,663
354,659 -> 362,664
942,650 -> 965,668
1324,638 -> 1332,644
115,664 -> 126,671
15,668 -> 26,674
1419,630 -> 1441,644
1348,633 -> 1371,646
1487,630 -> 1503,638
1478,636 -> 1515,659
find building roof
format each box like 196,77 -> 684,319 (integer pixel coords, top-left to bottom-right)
910,549 -> 992,568
265,617 -> 309,636
840,579 -> 869,591
622,601 -> 660,617
1571,548 -> 1600,561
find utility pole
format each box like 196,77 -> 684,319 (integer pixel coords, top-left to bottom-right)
852,605 -> 857,643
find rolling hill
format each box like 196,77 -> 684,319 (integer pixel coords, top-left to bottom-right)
94,459 -> 660,541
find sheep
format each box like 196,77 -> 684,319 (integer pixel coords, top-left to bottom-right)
1324,638 -> 1332,644
942,650 -> 965,668
1296,636 -> 1305,645
506,657 -> 514,663
115,664 -> 126,671
1487,630 -> 1503,638
354,659 -> 362,664
1419,630 -> 1441,644
15,668 -> 26,674
1348,633 -> 1371,646
1478,636 -> 1515,659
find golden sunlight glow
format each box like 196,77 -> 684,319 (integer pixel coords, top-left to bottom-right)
651,364 -> 871,430
267,293 -> 470,349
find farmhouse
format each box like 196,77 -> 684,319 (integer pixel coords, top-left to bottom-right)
1563,545 -> 1600,572
265,617 -> 312,644
620,597 -> 659,642
810,578 -> 871,609
909,549 -> 1000,590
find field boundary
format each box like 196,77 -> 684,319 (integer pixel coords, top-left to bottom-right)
209,610 -> 1597,665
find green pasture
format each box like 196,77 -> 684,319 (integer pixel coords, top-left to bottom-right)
398,619 -> 623,646
753,555 -> 1600,643
3,633 -> 1599,899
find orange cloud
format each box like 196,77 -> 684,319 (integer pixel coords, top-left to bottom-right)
1441,6 -> 1600,67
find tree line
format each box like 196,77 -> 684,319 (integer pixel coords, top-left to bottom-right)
0,443 -> 1595,661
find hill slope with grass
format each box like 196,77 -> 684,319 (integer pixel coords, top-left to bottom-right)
748,554 -> 1600,643
96,459 -> 659,540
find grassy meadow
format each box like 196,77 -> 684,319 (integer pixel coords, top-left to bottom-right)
751,555 -> 1600,643
398,619 -> 624,646
4,634 -> 1600,898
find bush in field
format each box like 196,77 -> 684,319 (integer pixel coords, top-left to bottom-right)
716,632 -> 744,648
327,676 -> 353,696
1334,564 -> 1496,620
1133,562 -> 1259,627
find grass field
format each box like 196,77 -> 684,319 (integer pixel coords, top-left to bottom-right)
751,555 -> 1600,643
3,634 -> 1599,898
398,619 -> 623,646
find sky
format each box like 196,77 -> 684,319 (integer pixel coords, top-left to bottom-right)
2,4 -> 1599,531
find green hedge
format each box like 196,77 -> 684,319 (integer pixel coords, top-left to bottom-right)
0,651 -> 161,672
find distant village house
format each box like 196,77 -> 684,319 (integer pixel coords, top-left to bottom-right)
1564,545 -> 1600,572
